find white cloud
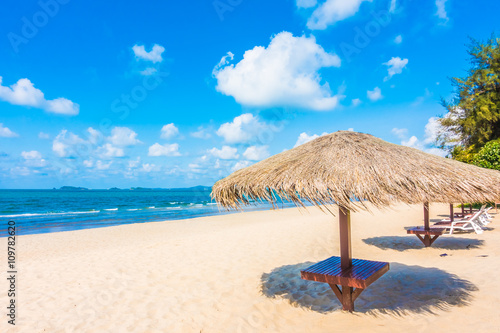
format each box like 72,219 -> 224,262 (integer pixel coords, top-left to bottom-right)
425,147 -> 447,156
87,127 -> 102,145
140,67 -> 158,76
52,130 -> 86,157
297,0 -> 318,8
209,146 -> 239,160
216,113 -> 277,144
52,127 -> 137,160
391,127 -> 408,139
393,118 -> 447,157
423,116 -> 443,144
188,163 -> 203,173
109,127 -> 141,146
389,0 -> 397,12
401,135 -> 419,148
435,0 -> 449,24
243,146 -> 269,161
97,143 -> 125,158
11,166 -> 30,176
351,98 -> 362,107
383,57 -> 408,81
294,132 -> 328,147
231,160 -> 252,172
0,123 -> 18,137
83,160 -> 93,168
306,0 -> 371,30
190,126 -> 212,139
401,135 -> 446,157
213,32 -> 342,111
46,99 -> 79,115
148,143 -> 181,157
128,157 -> 141,168
132,44 -> 165,63
367,87 -> 383,101
435,111 -> 462,145
141,163 -> 158,172
95,160 -> 112,170
21,150 -> 42,159
160,123 -> 179,139
394,35 -> 402,44
0,77 -> 79,115
22,150 -> 46,167
38,132 -> 50,139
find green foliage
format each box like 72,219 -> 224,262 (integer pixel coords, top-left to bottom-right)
451,145 -> 476,163
438,35 -> 500,152
472,139 -> 500,170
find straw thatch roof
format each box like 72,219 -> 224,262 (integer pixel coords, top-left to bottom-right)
212,131 -> 500,212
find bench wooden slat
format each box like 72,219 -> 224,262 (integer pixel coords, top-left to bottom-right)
407,227 -> 445,235
301,256 -> 389,289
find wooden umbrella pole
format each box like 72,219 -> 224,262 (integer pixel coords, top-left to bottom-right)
423,202 -> 430,230
338,206 -> 352,268
338,206 -> 354,311
420,202 -> 432,247
408,202 -> 442,247
449,203 -> 454,222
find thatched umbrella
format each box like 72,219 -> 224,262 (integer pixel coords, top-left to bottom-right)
211,131 -> 500,311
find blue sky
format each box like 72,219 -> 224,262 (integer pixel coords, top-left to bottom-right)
0,0 -> 498,189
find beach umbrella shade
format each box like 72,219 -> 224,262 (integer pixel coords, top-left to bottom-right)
211,131 -> 500,311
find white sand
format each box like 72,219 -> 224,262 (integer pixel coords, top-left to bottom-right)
1,203 -> 499,332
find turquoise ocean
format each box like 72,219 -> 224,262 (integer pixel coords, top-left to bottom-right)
0,188 -> 294,237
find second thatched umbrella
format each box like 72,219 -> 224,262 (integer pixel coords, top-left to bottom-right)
212,131 -> 500,311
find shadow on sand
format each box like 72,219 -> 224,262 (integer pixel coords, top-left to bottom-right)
362,236 -> 484,251
261,262 -> 477,316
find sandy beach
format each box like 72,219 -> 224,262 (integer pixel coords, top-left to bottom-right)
1,203 -> 499,333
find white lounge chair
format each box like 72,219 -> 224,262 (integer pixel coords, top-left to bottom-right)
476,207 -> 493,227
453,204 -> 485,219
444,205 -> 492,226
433,210 -> 484,234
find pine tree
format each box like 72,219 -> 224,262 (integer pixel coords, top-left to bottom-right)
438,35 -> 500,156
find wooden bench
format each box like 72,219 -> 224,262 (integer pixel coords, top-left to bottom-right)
301,256 -> 389,311
406,203 -> 445,247
407,227 -> 445,247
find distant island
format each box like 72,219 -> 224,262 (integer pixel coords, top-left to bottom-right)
55,186 -> 89,191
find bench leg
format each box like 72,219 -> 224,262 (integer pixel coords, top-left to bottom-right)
342,286 -> 354,312
415,234 -> 425,245
329,284 -> 364,312
428,235 -> 440,246
414,234 -> 440,247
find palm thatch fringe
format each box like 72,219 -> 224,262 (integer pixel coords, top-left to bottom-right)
211,131 -> 500,213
